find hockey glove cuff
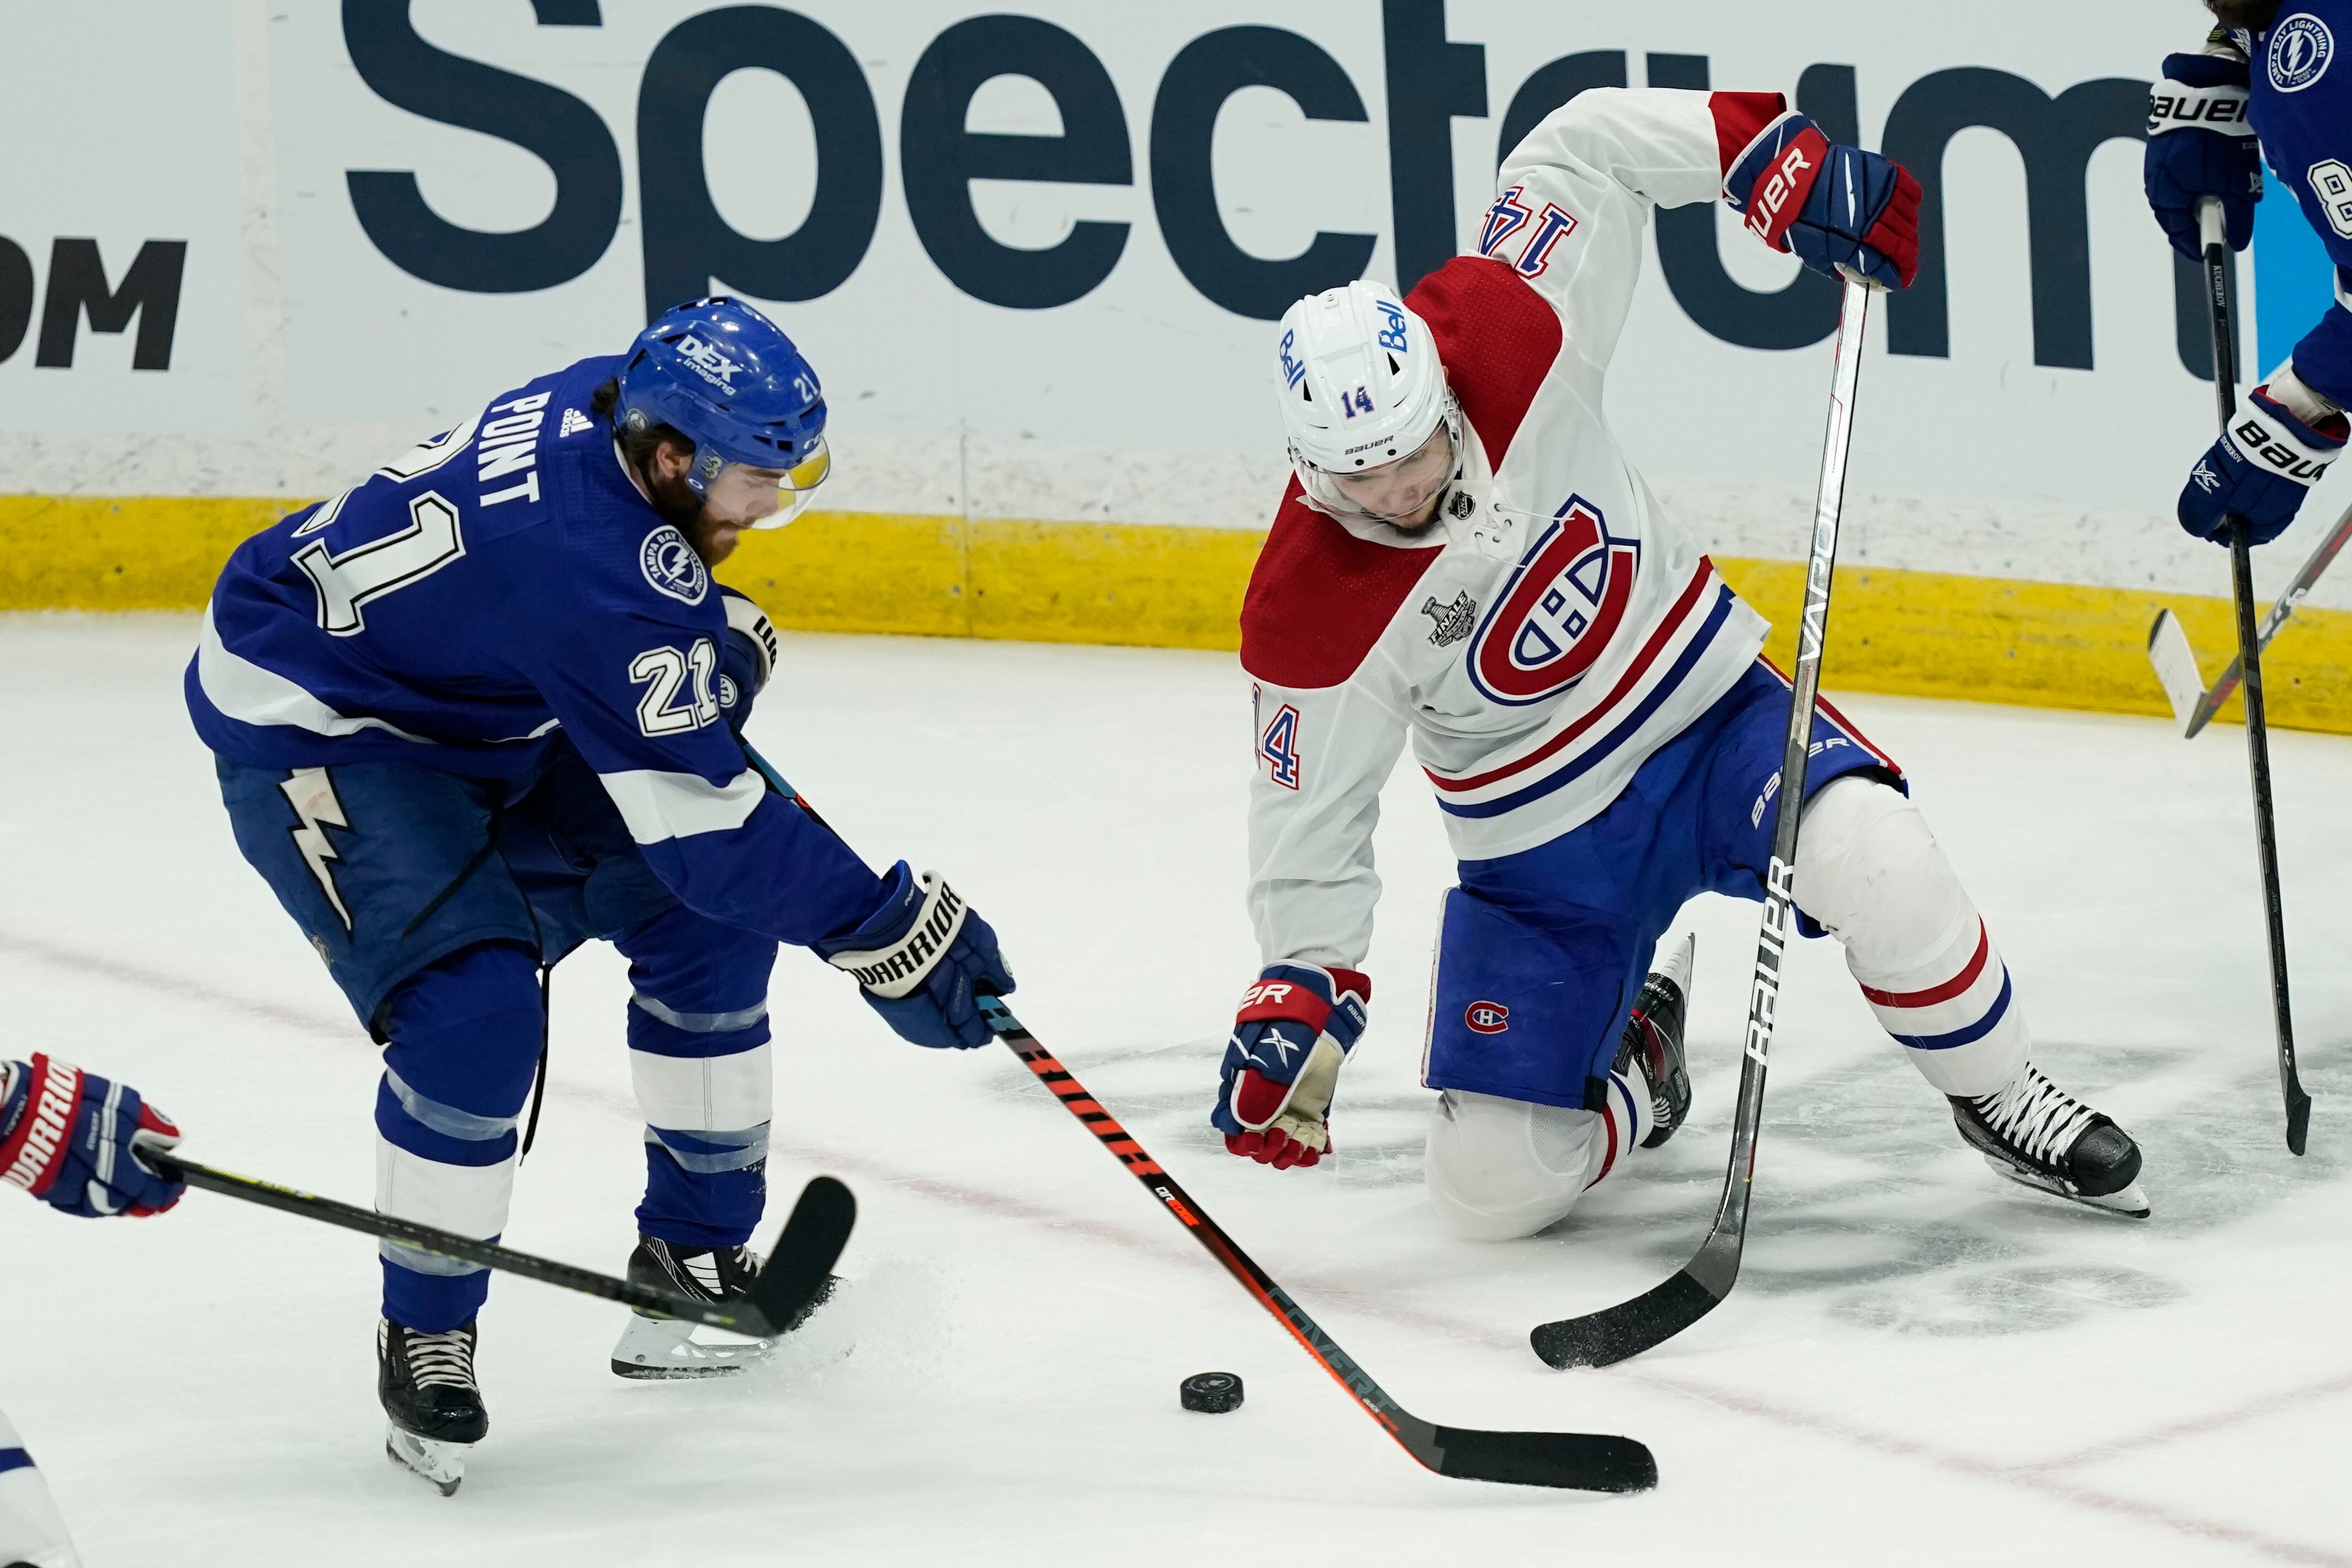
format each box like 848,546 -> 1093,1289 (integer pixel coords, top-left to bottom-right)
2145,52 -> 2261,263
2179,385 -> 2349,545
718,587 -> 780,732
1,1055 -> 185,1219
1723,113 -> 1921,290
817,862 -> 1015,1049
1212,965 -> 1369,1170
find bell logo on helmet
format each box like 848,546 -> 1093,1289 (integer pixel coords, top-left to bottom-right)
1466,496 -> 1640,706
1277,329 -> 1306,389
675,332 -> 744,391
1373,300 -> 1409,354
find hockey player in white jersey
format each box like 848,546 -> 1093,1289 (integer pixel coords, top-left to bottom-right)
1,1055 -> 185,1567
1210,86 -> 2149,1238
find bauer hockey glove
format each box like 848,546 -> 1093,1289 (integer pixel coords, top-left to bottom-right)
2145,50 -> 2261,263
815,862 -> 1014,1049
0,1055 -> 184,1219
1211,965 -> 1369,1170
716,586 -> 780,733
1723,113 -> 1920,290
2179,384 -> 2349,545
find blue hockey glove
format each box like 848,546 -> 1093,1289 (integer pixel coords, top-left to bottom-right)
2179,385 -> 2349,545
816,862 -> 1014,1049
1211,965 -> 1369,1170
1723,113 -> 1920,290
718,587 -> 779,732
0,1055 -> 184,1219
2145,52 -> 2261,263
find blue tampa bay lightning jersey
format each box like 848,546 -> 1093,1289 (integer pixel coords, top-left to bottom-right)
2244,3 -> 2352,401
186,353 -> 888,947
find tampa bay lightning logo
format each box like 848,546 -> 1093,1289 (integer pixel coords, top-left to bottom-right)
2270,14 -> 2334,92
639,525 -> 708,606
1465,496 -> 1639,705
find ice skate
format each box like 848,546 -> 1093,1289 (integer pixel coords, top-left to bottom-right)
1618,933 -> 1694,1149
379,1319 -> 485,1496
611,1236 -> 833,1379
1950,1064 -> 2149,1218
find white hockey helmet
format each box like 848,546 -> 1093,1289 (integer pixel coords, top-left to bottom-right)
1275,280 -> 1458,523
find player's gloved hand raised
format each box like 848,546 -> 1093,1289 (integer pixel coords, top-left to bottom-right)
817,862 -> 1014,1048
2179,385 -> 2349,545
0,1055 -> 185,1218
1724,113 -> 1920,290
1211,965 -> 1369,1170
2145,51 -> 2262,263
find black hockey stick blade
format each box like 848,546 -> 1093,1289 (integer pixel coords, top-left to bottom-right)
745,1175 -> 856,1337
1427,1426 -> 1659,1492
1531,1269 -> 1721,1370
2286,1082 -> 2313,1157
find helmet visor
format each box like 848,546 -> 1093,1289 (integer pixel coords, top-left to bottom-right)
1319,423 -> 1454,525
739,436 -> 831,530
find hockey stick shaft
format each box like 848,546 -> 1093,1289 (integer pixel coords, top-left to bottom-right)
1532,274 -> 1873,1368
2197,201 -> 2311,1154
2183,501 -> 2352,736
978,996 -> 1654,1493
147,1150 -> 833,1336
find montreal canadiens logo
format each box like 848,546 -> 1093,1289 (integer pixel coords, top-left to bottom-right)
640,525 -> 709,605
1466,495 -> 1639,705
1464,1001 -> 1511,1034
2271,14 -> 2334,92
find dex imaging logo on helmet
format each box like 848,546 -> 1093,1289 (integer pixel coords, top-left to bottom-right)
674,333 -> 742,391
2271,15 -> 2335,92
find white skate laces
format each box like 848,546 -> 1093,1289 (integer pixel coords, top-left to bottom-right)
395,1325 -> 478,1391
1966,1064 -> 2094,1168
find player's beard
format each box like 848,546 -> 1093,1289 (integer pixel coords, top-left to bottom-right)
2206,0 -> 2279,27
643,466 -> 743,568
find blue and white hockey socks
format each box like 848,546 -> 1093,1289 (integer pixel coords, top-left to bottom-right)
1793,777 -> 2028,1098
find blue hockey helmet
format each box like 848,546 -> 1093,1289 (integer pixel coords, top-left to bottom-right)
615,296 -> 831,525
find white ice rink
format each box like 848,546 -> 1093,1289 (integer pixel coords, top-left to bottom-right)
3,614 -> 2348,1566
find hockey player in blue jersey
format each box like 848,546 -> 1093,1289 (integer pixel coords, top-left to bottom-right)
187,296 -> 1015,1493
2148,1 -> 2352,541
1,1054 -> 185,1565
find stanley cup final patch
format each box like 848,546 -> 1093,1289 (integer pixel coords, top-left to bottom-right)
640,525 -> 709,605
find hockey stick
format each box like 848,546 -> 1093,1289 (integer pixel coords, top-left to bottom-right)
977,995 -> 1657,1493
146,1150 -> 853,1338
1531,274 -> 1875,1370
2191,199 -> 2311,1155
2147,499 -> 2352,737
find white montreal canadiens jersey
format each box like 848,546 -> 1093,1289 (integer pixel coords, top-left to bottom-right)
1241,87 -> 1791,971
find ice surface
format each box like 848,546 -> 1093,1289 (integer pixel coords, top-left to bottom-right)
2,614 -> 2348,1565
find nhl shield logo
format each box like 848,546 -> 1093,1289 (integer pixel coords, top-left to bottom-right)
1466,495 -> 1639,705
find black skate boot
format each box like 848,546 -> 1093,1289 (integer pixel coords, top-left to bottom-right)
1615,933 -> 1694,1150
379,1319 -> 485,1496
611,1236 -> 835,1379
1950,1063 -> 2149,1218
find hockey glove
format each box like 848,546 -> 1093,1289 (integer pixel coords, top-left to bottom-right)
0,1055 -> 184,1219
816,862 -> 1014,1049
717,586 -> 780,733
1723,113 -> 1920,290
2145,51 -> 2261,263
2179,384 -> 2349,545
1211,965 -> 1369,1170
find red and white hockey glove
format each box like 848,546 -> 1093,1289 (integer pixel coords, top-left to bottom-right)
1210,965 -> 1369,1170
0,1055 -> 184,1219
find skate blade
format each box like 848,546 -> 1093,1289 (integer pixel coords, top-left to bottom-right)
1650,931 -> 1695,995
385,1425 -> 467,1496
610,1311 -> 772,1380
1982,1155 -> 2151,1219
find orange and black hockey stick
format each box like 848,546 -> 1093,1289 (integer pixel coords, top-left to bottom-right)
977,995 -> 1656,1493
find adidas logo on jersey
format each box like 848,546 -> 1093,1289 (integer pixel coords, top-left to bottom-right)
559,408 -> 593,437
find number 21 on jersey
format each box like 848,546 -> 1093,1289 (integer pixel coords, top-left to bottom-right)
1254,684 -> 1302,790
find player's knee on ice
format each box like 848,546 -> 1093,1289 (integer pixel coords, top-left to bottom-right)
1425,1090 -> 1644,1241
1793,776 -> 2026,1098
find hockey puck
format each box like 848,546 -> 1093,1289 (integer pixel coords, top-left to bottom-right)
1179,1371 -> 1244,1413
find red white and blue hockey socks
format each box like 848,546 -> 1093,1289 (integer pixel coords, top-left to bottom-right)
1793,777 -> 2027,1098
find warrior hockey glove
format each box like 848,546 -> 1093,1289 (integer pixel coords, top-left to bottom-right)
0,1055 -> 184,1219
816,862 -> 1014,1049
717,586 -> 780,732
2145,50 -> 2261,263
1211,965 -> 1369,1170
1723,113 -> 1920,290
2179,384 -> 2349,545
